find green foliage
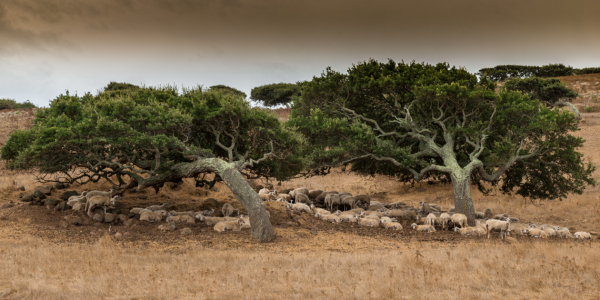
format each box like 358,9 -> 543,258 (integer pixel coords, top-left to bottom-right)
575,67 -> 600,75
0,98 -> 37,110
479,64 -> 577,81
292,59 -> 595,201
2,85 -> 304,186
208,85 -> 247,99
502,77 -> 578,105
250,83 -> 303,107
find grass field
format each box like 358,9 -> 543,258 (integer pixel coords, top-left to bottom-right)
0,79 -> 598,299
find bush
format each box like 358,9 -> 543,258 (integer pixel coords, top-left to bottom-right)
0,99 -> 37,110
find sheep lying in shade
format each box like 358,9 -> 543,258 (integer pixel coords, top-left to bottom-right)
214,219 -> 244,233
411,223 -> 435,233
574,232 -> 592,239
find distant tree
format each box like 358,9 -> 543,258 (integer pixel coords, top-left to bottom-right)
251,83 -> 303,107
208,85 -> 247,99
291,59 -> 596,225
2,85 -> 305,242
0,98 -> 37,110
503,77 -> 580,118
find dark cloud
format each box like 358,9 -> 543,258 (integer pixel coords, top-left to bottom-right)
1,0 -> 600,105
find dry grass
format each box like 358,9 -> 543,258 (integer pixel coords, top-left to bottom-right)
0,86 -> 599,299
0,235 -> 598,299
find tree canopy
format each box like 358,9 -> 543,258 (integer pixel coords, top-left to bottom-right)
0,98 -> 37,110
2,84 -> 305,241
250,82 -> 303,107
291,59 -> 595,223
208,85 -> 247,99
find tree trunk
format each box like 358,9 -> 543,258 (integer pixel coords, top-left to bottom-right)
450,170 -> 476,226
125,157 -> 276,242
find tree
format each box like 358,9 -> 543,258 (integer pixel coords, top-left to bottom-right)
1,85 -> 305,242
0,98 -> 37,110
290,59 -> 595,225
250,83 -> 303,107
208,85 -> 247,99
502,77 -> 580,118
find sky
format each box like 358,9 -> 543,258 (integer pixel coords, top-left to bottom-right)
1,0 -> 600,106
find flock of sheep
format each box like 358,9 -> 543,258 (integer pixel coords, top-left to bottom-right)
64,186 -> 593,239
259,187 -> 593,240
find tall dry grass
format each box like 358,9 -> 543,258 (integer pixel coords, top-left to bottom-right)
0,235 -> 598,299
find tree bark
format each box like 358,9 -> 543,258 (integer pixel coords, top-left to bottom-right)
125,157 -> 276,242
450,170 -> 476,226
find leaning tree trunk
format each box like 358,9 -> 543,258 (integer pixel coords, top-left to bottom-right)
450,170 -> 476,226
124,157 -> 276,242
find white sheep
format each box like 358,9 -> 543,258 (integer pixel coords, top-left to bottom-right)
316,213 -> 341,223
426,213 -> 437,227
357,217 -> 380,227
380,219 -> 402,230
439,213 -> 451,230
213,219 -> 244,232
147,203 -> 170,211
485,219 -> 511,239
168,211 -> 195,218
258,188 -> 271,195
411,223 -> 435,233
85,195 -> 121,217
451,213 -> 468,228
83,190 -> 112,200
539,225 -> 558,237
294,193 -> 311,204
310,204 -> 330,215
259,193 -> 276,201
522,228 -> 548,238
166,215 -> 195,225
140,211 -> 163,222
324,193 -> 341,211
287,202 -> 312,214
574,232 -> 592,239
454,226 -> 486,236
556,227 -> 573,238
340,214 -> 359,223
239,215 -> 251,229
339,195 -> 357,210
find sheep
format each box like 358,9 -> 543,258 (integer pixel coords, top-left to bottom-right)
340,195 -> 357,210
420,202 -> 431,214
166,215 -> 195,225
485,219 -> 511,239
291,188 -> 309,198
439,213 -> 452,230
484,208 -> 493,219
380,219 -> 402,230
277,194 -> 292,202
168,211 -> 195,218
475,212 -> 485,219
411,223 -> 435,233
315,191 -> 338,204
574,232 -> 592,239
214,219 -> 244,233
340,214 -> 359,223
308,189 -> 323,199
509,223 -> 530,236
493,213 -> 508,220
294,193 -> 312,205
380,216 -> 398,223
324,193 -> 341,211
259,193 -> 276,201
348,208 -> 365,213
258,188 -> 271,195
540,225 -> 558,237
354,194 -> 371,208
522,228 -> 548,238
448,207 -> 455,213
200,216 -> 230,226
67,195 -> 87,207
147,203 -> 170,211
556,227 -> 573,238
85,189 -> 113,201
310,205 -> 331,215
222,203 -> 235,217
357,217 -> 380,227
426,213 -> 437,226
140,211 -> 163,222
86,195 -> 121,217
287,202 -> 312,214
387,209 -> 416,220
316,213 -> 341,223
454,226 -> 486,236
238,215 -> 251,229
451,213 -> 468,229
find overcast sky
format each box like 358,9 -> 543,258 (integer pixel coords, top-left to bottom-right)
1,0 -> 599,106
